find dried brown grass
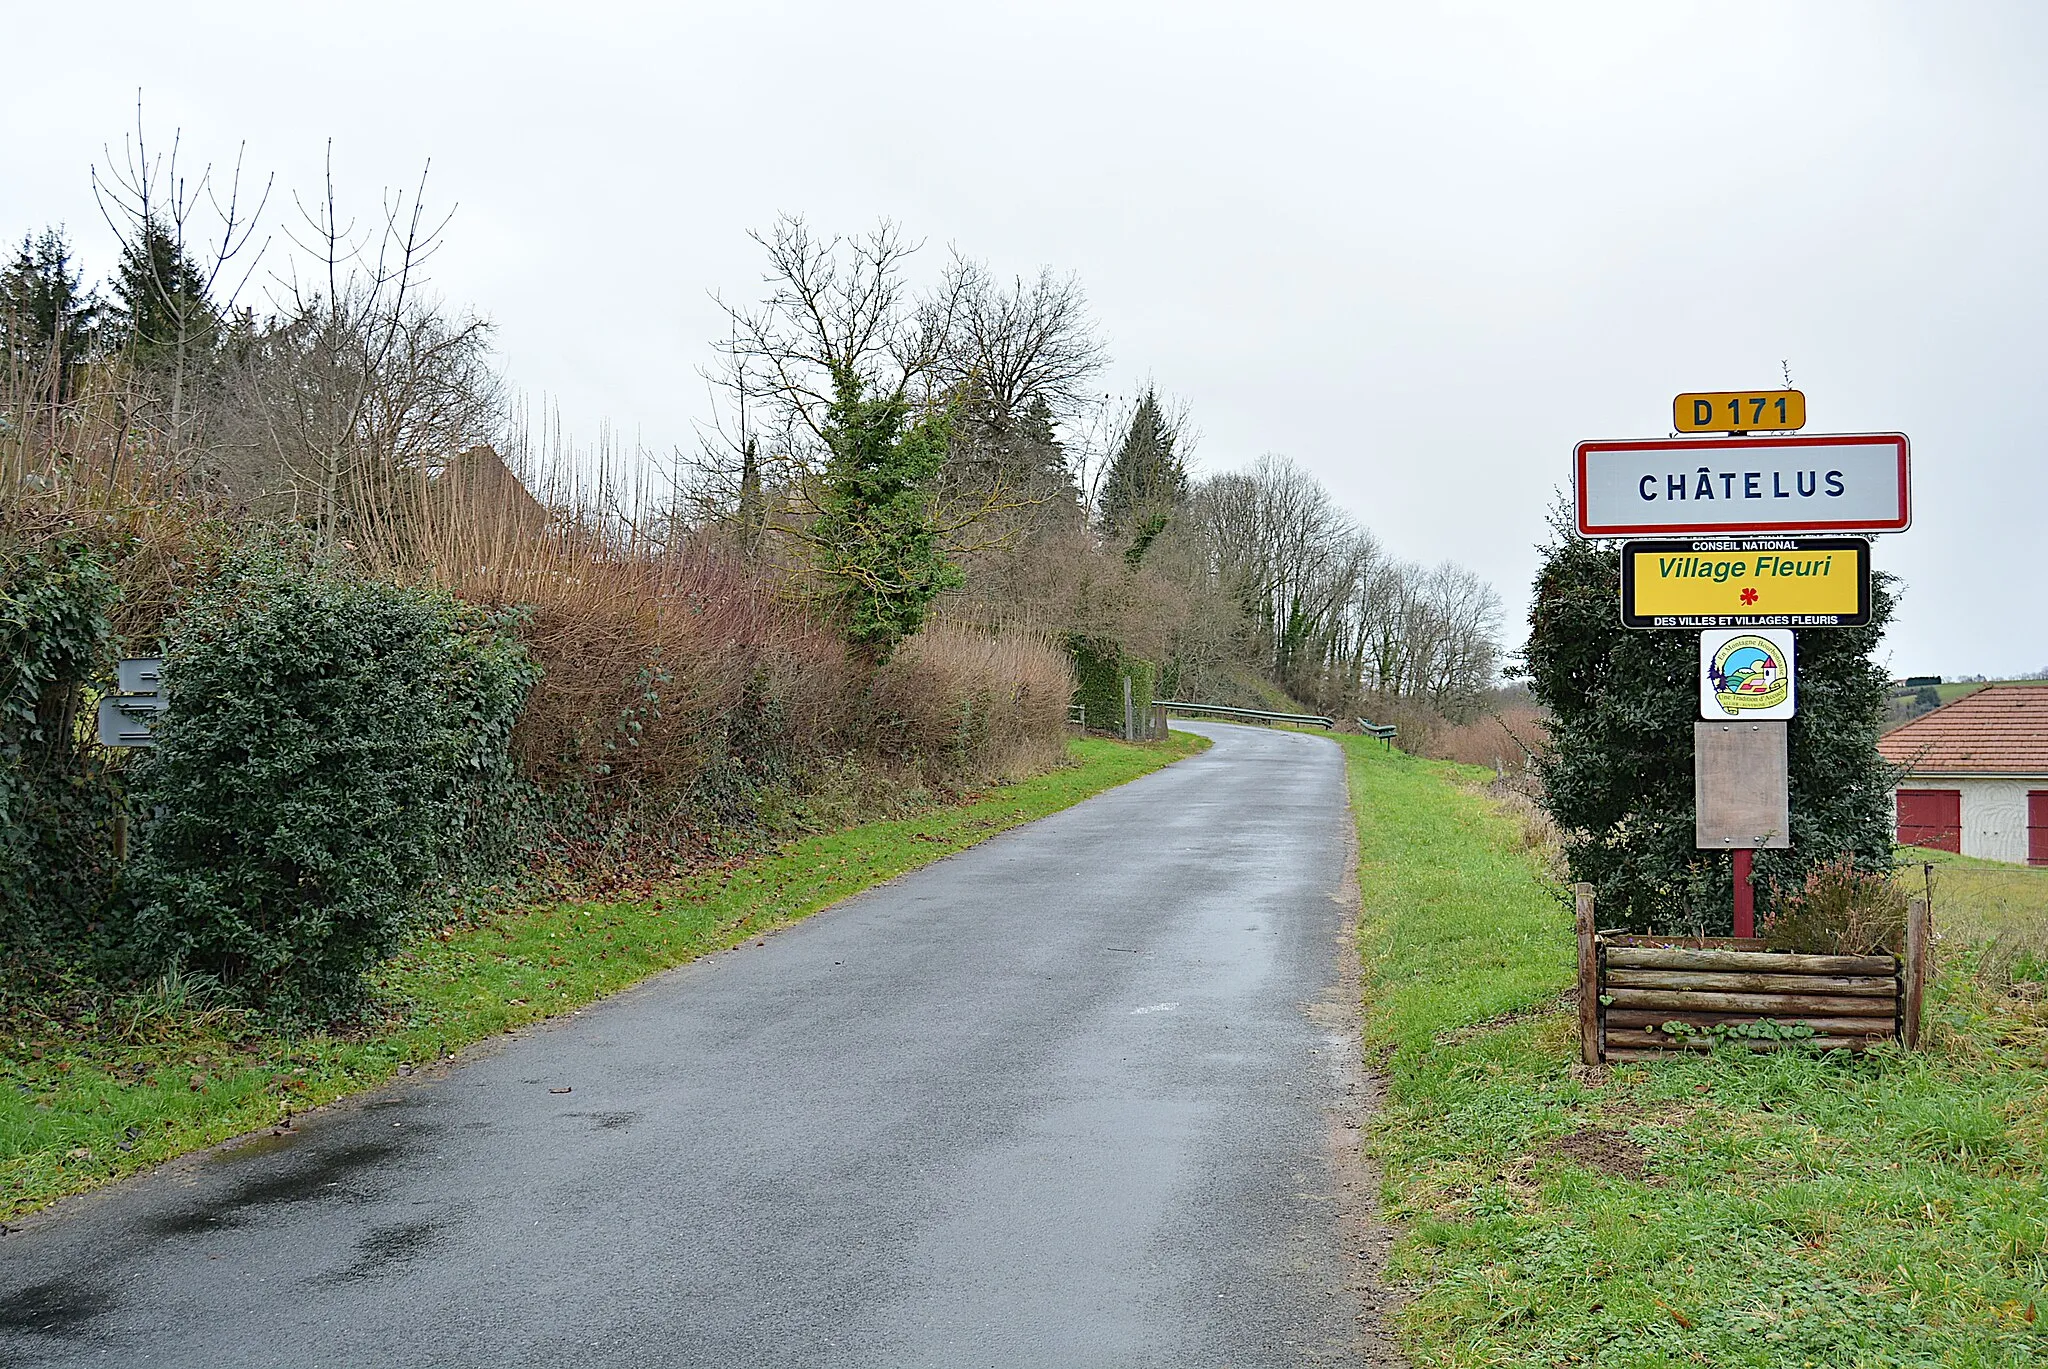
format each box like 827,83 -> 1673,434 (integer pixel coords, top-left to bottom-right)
872,619 -> 1076,782
1425,704 -> 1550,779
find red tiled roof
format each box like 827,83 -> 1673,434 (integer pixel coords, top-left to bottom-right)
1879,684 -> 2048,775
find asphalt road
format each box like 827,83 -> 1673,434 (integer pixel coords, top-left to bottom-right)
0,722 -> 1386,1368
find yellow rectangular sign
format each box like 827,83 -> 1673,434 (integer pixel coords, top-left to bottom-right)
1673,390 -> 1806,433
1620,538 -> 1870,628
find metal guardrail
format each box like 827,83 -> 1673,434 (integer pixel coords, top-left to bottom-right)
1162,701 -> 1335,729
1357,717 -> 1398,749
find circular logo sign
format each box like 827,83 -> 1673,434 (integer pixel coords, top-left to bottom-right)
1710,635 -> 1790,713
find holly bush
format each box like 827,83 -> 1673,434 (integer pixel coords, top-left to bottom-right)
123,539 -> 537,1018
1518,511 -> 1896,934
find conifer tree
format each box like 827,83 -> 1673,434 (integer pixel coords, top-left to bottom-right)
111,215 -> 217,369
0,228 -> 101,399
1096,387 -> 1188,562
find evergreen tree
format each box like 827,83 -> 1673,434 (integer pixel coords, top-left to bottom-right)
111,215 -> 216,368
1519,508 -> 1897,933
1014,394 -> 1078,502
811,364 -> 962,661
1096,388 -> 1187,561
0,228 -> 101,399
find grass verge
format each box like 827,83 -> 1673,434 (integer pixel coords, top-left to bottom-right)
1339,736 -> 2048,1368
2,732 -> 1205,1223
1899,845 -> 2048,943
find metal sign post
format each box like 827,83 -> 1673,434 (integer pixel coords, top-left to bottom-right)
1574,395 -> 1914,941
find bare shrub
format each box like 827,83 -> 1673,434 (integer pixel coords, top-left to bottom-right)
1425,705 -> 1550,778
354,448 -> 856,793
1762,855 -> 1909,956
871,620 -> 1075,782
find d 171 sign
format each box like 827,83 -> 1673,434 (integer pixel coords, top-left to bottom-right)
1575,432 -> 1909,536
1674,390 -> 1806,434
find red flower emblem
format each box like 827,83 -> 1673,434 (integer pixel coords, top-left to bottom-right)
1740,588 -> 1759,605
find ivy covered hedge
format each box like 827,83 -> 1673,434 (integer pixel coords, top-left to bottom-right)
0,537 -> 118,961
1519,514 -> 1896,934
1067,634 -> 1154,737
0,530 -> 540,1020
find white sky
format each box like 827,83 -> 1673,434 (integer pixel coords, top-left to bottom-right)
6,1 -> 2044,676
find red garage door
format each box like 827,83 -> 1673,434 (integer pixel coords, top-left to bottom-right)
2030,791 -> 2048,867
1897,789 -> 1962,853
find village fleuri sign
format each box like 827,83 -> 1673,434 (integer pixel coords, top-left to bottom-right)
1618,536 -> 1870,629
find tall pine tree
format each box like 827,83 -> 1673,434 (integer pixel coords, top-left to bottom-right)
1096,387 -> 1187,564
0,228 -> 100,399
111,215 -> 216,369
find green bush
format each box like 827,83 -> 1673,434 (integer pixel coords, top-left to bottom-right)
1519,512 -> 1897,933
0,536 -> 118,962
1066,634 -> 1153,736
123,541 -> 536,1018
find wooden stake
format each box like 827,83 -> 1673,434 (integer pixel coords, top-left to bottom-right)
1575,882 -> 1599,1066
1902,895 -> 1930,1051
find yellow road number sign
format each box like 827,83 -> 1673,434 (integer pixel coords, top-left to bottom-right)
1620,537 -> 1870,628
1674,390 -> 1806,433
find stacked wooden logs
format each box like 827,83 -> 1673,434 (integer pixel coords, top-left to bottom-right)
1574,885 -> 1931,1065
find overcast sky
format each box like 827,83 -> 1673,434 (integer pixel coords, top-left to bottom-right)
7,1 -> 2044,676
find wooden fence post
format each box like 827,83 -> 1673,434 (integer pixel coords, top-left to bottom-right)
1575,882 -> 1600,1066
1902,895 -> 1931,1050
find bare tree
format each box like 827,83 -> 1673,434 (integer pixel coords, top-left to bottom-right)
216,148 -> 497,544
925,254 -> 1105,428
1190,454 -> 1500,716
694,215 -> 1046,563
92,94 -> 271,459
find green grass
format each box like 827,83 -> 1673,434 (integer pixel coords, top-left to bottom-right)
1340,737 -> 2048,1368
1897,846 -> 2048,943
1930,679 -> 2048,706
1,732 -> 1205,1222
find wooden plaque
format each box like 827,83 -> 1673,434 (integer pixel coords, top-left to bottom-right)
1694,721 -> 1790,849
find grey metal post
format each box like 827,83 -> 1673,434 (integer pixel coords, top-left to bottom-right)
1122,675 -> 1134,742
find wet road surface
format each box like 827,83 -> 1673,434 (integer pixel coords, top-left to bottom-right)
0,723 -> 1378,1367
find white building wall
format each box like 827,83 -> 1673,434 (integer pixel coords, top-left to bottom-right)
1960,779 -> 2036,864
1891,777 -> 2046,866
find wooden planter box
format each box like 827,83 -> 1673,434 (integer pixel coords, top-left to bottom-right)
1573,885 -> 1931,1065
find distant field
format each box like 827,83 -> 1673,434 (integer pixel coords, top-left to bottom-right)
1930,677 -> 2048,705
